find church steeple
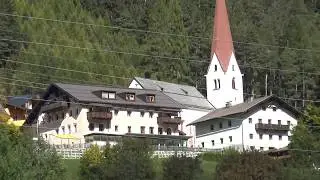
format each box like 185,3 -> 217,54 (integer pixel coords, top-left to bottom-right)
211,0 -> 234,72
206,0 -> 243,109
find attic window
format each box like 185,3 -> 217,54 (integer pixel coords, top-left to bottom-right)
146,95 -> 155,103
126,93 -> 135,101
102,91 -> 116,99
214,65 -> 218,71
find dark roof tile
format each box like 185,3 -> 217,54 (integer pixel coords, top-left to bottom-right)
133,77 -> 213,110
189,95 -> 301,125
54,83 -> 182,109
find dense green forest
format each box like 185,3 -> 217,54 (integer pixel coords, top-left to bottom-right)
0,0 -> 319,108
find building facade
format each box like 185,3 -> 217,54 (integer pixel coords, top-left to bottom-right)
25,83 -> 191,147
190,96 -> 300,151
129,77 -> 214,147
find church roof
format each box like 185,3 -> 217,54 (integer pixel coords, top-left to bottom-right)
132,77 -> 214,110
211,0 -> 234,72
189,95 -> 301,125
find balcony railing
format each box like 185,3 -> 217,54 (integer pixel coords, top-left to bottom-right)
157,116 -> 182,124
255,123 -> 289,132
87,111 -> 112,121
41,102 -> 68,112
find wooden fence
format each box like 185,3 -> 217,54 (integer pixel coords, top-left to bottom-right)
54,144 -> 222,159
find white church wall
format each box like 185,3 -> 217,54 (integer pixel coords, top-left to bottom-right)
206,53 -> 243,109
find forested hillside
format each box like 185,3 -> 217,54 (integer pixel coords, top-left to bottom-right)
0,0 -> 319,109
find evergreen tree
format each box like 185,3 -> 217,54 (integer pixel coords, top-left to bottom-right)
0,0 -> 318,108
141,0 -> 191,84
0,0 -> 25,95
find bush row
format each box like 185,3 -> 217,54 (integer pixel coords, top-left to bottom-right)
79,138 -> 203,180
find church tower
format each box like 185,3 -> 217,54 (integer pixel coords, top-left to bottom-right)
206,0 -> 243,109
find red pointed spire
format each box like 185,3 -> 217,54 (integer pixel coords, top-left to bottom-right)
211,0 -> 234,72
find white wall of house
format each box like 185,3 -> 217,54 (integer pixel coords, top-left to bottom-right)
40,105 -> 84,145
129,78 -> 211,148
40,105 -> 181,145
195,104 -> 298,151
242,104 -> 297,151
206,53 -> 244,109
195,117 -> 243,149
181,109 -> 210,147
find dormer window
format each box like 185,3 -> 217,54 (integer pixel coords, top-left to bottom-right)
146,95 -> 155,103
126,93 -> 135,101
102,91 -> 116,99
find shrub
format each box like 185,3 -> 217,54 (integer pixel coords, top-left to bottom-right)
200,152 -> 223,162
79,145 -> 104,180
0,124 -> 65,180
107,138 -> 155,180
162,155 -> 202,180
80,138 -> 155,180
215,150 -> 281,180
200,148 -> 239,162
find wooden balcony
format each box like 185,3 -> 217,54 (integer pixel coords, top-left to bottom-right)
255,123 -> 289,132
87,111 -> 112,121
157,116 -> 182,124
41,102 -> 68,112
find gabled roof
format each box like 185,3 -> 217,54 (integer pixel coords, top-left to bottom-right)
7,95 -> 31,108
211,0 -> 234,72
53,83 -> 182,108
189,95 -> 301,125
26,83 -> 183,124
132,77 -> 214,110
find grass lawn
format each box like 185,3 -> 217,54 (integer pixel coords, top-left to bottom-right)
64,159 -> 80,180
63,158 -> 217,180
201,160 -> 217,180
